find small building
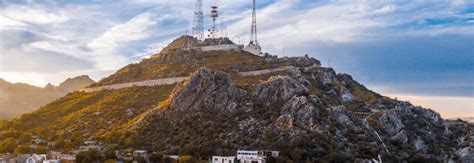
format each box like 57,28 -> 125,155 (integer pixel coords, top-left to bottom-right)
240,157 -> 265,163
164,155 -> 179,160
34,139 -> 47,144
244,44 -> 263,56
78,141 -> 104,152
0,153 -> 15,163
237,150 -> 260,160
132,150 -> 149,158
236,150 -> 279,163
212,156 -> 236,163
84,141 -> 100,146
47,142 -> 57,147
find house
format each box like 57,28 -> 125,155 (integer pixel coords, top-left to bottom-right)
0,153 -> 15,163
33,139 -> 47,144
236,150 -> 260,160
236,150 -> 280,163
78,141 -> 104,152
132,150 -> 149,159
212,156 -> 236,163
164,155 -> 179,160
49,151 -> 76,162
47,142 -> 57,147
84,141 -> 100,146
240,157 -> 265,163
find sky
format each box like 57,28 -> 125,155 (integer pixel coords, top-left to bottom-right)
0,0 -> 473,118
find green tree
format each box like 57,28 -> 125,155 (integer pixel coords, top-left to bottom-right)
76,149 -> 102,163
14,145 -> 30,155
35,145 -> 48,154
267,157 -> 277,163
163,156 -> 173,163
34,128 -> 47,137
75,152 -> 87,163
149,153 -> 163,163
179,155 -> 192,163
63,142 -> 75,152
0,138 -> 16,153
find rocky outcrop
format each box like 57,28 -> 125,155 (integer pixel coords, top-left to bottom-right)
252,76 -> 308,105
379,109 -> 405,135
390,130 -> 408,144
304,67 -> 339,85
277,96 -> 321,132
340,87 -> 354,102
168,68 -> 247,112
326,106 -> 352,126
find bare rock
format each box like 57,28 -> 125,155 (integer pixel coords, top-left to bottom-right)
326,106 -> 352,126
169,68 -> 247,112
414,137 -> 428,153
379,109 -> 405,135
390,129 -> 408,144
340,87 -> 354,103
252,76 -> 308,105
278,96 -> 321,132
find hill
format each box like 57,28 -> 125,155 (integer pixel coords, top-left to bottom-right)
0,36 -> 472,162
0,75 -> 95,119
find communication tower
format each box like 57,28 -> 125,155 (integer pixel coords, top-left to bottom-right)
192,0 -> 204,40
244,0 -> 263,56
208,5 -> 219,38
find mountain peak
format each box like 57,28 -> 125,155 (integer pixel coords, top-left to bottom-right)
58,75 -> 95,90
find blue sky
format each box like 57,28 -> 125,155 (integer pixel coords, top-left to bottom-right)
0,0 -> 473,118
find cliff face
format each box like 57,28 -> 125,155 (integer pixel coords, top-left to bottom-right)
131,67 -> 470,161
0,36 -> 471,162
0,75 -> 94,119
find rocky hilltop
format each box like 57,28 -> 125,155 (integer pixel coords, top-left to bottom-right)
0,36 -> 472,162
0,75 -> 95,119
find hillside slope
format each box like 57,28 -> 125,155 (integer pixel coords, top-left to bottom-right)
0,36 -> 472,161
0,76 -> 95,120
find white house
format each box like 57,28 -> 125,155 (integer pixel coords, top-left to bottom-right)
236,150 -> 280,163
236,150 -> 261,160
212,156 -> 236,163
244,44 -> 263,56
133,150 -> 149,159
240,157 -> 265,163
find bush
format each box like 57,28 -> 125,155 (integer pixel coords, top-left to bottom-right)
14,144 -> 30,155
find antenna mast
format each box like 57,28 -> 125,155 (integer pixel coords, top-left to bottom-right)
250,0 -> 257,45
208,1 -> 219,39
192,0 -> 204,40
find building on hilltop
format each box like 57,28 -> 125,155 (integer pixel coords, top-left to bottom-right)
244,0 -> 263,56
185,0 -> 264,56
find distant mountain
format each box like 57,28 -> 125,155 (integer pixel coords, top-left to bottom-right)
0,36 -> 472,162
0,75 -> 94,119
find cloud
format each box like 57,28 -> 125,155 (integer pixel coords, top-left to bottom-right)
0,4 -> 70,25
85,12 -> 159,70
